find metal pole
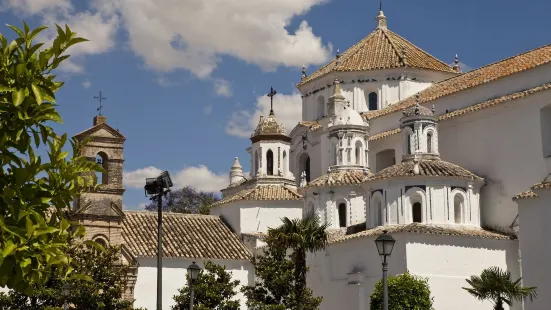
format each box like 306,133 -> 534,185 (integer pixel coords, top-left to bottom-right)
189,284 -> 194,310
382,256 -> 388,310
157,188 -> 163,310
63,299 -> 68,310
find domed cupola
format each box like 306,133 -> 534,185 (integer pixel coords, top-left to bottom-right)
326,79 -> 370,171
250,112 -> 290,144
366,92 -> 485,230
400,93 -> 439,161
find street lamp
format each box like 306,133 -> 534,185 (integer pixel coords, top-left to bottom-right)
62,283 -> 72,310
144,170 -> 173,310
187,262 -> 201,310
375,230 -> 395,310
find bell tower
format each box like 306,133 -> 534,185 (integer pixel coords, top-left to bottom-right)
72,115 -> 126,246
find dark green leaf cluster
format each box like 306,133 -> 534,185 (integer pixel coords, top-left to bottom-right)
145,186 -> 220,215
0,22 -> 100,293
0,242 -> 133,309
242,211 -> 327,309
370,272 -> 434,310
463,266 -> 537,310
171,261 -> 240,310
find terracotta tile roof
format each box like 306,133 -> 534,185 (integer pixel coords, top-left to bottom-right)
368,81 -> 551,142
306,169 -> 372,188
371,159 -> 483,181
122,211 -> 251,260
363,43 -> 551,119
298,27 -> 455,86
330,223 -> 513,244
298,121 -> 322,131
212,185 -> 302,207
369,128 -> 401,141
513,181 -> 551,201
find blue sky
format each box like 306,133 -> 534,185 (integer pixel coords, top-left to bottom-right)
2,0 -> 551,210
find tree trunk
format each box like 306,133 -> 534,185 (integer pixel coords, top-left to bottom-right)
494,298 -> 505,310
294,248 -> 307,310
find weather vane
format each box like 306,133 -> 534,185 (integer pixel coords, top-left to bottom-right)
267,86 -> 277,116
94,91 -> 107,116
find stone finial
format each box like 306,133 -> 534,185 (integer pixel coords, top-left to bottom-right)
414,93 -> 421,115
335,49 -> 341,66
300,171 -> 307,187
376,10 -> 387,29
332,79 -> 343,97
230,157 -> 244,185
301,65 -> 307,79
453,54 -> 461,73
401,46 -> 407,66
413,159 -> 420,175
432,105 -> 436,113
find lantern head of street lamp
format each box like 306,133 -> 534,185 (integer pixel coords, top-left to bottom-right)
62,283 -> 73,297
144,171 -> 173,196
187,261 -> 201,282
375,230 -> 395,261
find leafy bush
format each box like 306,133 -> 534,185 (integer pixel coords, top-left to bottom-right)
370,272 -> 433,310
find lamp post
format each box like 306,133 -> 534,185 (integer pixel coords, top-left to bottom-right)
62,283 -> 72,310
187,262 -> 201,310
375,230 -> 395,310
144,171 -> 173,310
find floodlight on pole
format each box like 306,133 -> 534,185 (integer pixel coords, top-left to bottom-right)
144,170 -> 173,310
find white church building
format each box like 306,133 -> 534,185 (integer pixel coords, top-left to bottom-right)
58,8 -> 551,310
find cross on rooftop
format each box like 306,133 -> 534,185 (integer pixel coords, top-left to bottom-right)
94,91 -> 107,116
267,86 -> 277,116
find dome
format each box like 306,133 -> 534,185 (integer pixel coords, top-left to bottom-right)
252,114 -> 286,137
402,104 -> 434,117
341,106 -> 365,126
400,93 -> 436,119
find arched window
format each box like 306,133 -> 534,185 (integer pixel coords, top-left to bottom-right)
95,152 -> 108,184
355,141 -> 363,165
317,96 -> 325,119
412,202 -> 422,223
305,157 -> 311,182
368,92 -> 378,111
254,151 -> 259,176
338,203 -> 347,227
266,149 -> 274,176
540,104 -> 551,157
427,132 -> 433,153
377,199 -> 383,226
95,238 -> 107,247
298,153 -> 311,183
454,194 -> 464,224
282,151 -> 287,177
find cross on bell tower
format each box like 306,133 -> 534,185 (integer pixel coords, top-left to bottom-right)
94,91 -> 107,116
267,86 -> 277,116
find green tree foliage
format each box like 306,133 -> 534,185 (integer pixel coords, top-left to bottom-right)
145,186 -> 220,215
463,266 -> 537,310
370,272 -> 434,310
0,242 -> 133,309
269,211 -> 328,310
0,22 -> 99,293
242,232 -> 322,310
172,261 -> 240,310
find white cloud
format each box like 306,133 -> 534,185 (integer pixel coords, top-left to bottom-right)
155,76 -> 177,87
226,92 -> 302,138
82,79 -> 92,89
2,0 -> 330,78
214,79 -> 232,97
123,165 -> 228,193
0,0 -> 71,15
